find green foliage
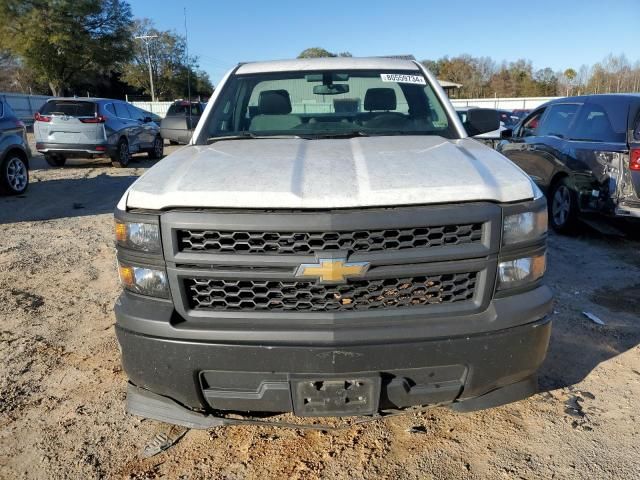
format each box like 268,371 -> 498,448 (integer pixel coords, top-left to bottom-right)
121,19 -> 213,100
298,48 -> 352,59
0,0 -> 134,96
564,68 -> 577,81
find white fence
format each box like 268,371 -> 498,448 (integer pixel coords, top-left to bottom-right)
131,101 -> 174,118
0,92 -> 51,125
450,96 -> 559,111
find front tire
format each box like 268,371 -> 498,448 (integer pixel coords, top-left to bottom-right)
44,153 -> 66,167
549,178 -> 578,233
111,138 -> 130,168
148,136 -> 164,160
1,154 -> 29,195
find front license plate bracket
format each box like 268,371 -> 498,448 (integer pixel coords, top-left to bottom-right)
290,376 -> 381,417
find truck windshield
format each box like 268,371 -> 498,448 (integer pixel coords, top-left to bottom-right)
201,70 -> 456,142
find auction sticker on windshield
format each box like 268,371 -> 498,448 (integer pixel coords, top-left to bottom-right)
380,73 -> 426,85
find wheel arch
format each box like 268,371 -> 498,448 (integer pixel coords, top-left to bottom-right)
548,171 -> 570,192
2,146 -> 29,169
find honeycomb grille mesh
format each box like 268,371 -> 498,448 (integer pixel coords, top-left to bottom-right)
177,224 -> 483,255
185,272 -> 478,312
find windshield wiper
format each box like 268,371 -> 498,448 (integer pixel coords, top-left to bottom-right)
298,131 -> 371,139
206,133 -> 301,144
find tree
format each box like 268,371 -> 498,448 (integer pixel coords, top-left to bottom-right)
0,0 -> 134,96
297,48 -> 352,58
421,60 -> 440,77
563,68 -> 577,96
534,68 -> 558,96
122,19 -> 213,100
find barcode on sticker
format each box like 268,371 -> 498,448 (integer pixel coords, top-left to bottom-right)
380,73 -> 426,85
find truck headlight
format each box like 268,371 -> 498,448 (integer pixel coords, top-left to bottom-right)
115,220 -> 161,253
503,208 -> 547,245
118,262 -> 170,298
497,254 -> 546,290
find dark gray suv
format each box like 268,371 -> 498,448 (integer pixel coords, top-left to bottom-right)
34,98 -> 164,168
0,99 -> 30,195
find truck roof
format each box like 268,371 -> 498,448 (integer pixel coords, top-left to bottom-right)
236,56 -> 420,75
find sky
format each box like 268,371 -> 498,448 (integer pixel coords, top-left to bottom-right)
130,0 -> 640,86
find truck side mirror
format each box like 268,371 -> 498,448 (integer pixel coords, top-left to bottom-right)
501,128 -> 513,139
465,108 -> 500,136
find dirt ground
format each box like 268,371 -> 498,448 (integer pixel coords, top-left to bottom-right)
1,137 -> 639,479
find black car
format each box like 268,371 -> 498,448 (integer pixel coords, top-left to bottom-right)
0,99 -> 31,195
499,94 -> 640,232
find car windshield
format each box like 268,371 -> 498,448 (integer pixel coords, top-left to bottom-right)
201,69 -> 456,142
168,103 -> 200,116
40,101 -> 96,117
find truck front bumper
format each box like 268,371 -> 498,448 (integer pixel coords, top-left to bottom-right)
115,285 -> 552,423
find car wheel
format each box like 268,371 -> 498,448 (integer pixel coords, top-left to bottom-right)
0,154 -> 29,195
44,153 -> 66,167
111,138 -> 130,168
148,136 -> 164,159
549,178 -> 578,233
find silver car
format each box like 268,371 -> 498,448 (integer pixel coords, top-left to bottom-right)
34,98 -> 164,167
0,99 -> 30,195
160,101 -> 205,145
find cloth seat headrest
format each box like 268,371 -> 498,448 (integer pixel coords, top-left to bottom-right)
364,88 -> 397,111
258,90 -> 292,114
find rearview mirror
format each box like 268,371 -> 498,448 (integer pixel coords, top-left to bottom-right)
465,108 -> 500,136
143,116 -> 153,123
313,84 -> 349,95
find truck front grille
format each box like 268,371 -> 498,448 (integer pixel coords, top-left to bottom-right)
184,272 -> 478,312
177,223 -> 483,255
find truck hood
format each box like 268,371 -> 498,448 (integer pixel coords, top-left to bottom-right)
124,136 -> 535,210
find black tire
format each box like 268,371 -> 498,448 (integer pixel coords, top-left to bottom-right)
111,138 -> 130,168
44,153 -> 66,167
549,178 -> 579,234
0,153 -> 29,195
148,135 -> 164,160
169,140 -> 179,145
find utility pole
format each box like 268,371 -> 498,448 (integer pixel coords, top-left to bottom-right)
135,35 -> 158,102
184,8 -> 192,129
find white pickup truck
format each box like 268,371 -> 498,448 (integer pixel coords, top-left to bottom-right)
113,57 -> 552,427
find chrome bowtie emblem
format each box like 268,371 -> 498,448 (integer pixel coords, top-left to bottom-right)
295,258 -> 370,284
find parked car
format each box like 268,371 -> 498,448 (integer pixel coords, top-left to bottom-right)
114,56 -> 552,427
160,100 -> 205,145
0,99 -> 31,195
497,109 -> 519,128
499,94 -> 640,232
511,109 -> 531,122
34,98 -> 164,168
